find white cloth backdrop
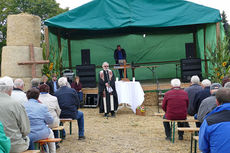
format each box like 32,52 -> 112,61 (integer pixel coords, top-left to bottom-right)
115,81 -> 145,113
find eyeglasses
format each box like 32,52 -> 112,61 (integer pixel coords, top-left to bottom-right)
104,65 -> 109,67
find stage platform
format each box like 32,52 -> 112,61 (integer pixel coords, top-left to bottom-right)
82,79 -> 191,94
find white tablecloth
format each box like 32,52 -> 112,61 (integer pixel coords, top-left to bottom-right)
115,81 -> 145,113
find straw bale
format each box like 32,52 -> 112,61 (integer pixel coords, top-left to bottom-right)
1,46 -> 43,78
142,92 -> 158,106
7,13 -> 41,47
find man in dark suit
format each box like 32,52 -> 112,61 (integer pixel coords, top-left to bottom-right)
47,73 -> 59,95
54,77 -> 85,140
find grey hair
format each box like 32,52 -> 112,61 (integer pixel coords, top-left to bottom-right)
102,62 -> 109,67
224,82 -> 230,88
191,75 -> 200,84
171,78 -> 181,87
58,77 -> 68,87
201,79 -> 211,87
14,78 -> 24,88
41,75 -> 48,81
0,76 -> 14,93
31,78 -> 40,88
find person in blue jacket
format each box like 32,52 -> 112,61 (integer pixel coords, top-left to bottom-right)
199,87 -> 230,153
54,77 -> 85,140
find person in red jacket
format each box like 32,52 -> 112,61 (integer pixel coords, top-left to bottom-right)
162,78 -> 189,141
71,76 -> 83,103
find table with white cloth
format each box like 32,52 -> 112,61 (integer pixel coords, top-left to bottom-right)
115,81 -> 145,113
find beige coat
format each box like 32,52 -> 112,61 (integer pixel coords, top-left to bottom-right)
39,93 -> 61,128
0,93 -> 30,153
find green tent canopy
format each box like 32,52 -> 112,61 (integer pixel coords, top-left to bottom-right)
45,0 -> 221,29
44,0 -> 223,81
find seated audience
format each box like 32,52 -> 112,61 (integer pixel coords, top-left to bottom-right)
31,78 -> 40,89
184,75 -> 203,116
0,121 -> 11,153
11,78 -> 27,105
47,73 -> 59,95
193,79 -> 211,127
197,83 -> 222,123
0,76 -> 30,153
38,84 -> 61,144
162,79 -> 189,140
71,76 -> 83,103
24,88 -> 55,152
199,88 -> 230,153
40,75 -> 48,85
55,77 -> 85,140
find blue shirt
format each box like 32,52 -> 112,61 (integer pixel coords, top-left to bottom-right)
53,81 -> 57,93
117,51 -> 123,60
24,99 -> 54,142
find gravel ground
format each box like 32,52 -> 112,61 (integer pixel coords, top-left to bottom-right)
57,106 -> 199,153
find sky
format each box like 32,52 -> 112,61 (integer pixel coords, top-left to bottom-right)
56,0 -> 229,22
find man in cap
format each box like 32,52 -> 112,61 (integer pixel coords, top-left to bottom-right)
197,83 -> 222,123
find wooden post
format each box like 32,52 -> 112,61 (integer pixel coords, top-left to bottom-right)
44,26 -> 49,59
216,22 -> 220,46
67,36 -> 72,69
57,29 -> 63,73
121,60 -> 129,81
192,26 -> 197,57
203,25 -> 208,76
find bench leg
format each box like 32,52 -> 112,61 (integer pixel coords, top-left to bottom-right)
172,121 -> 175,143
194,138 -> 197,153
190,133 -> 193,153
70,121 -> 72,135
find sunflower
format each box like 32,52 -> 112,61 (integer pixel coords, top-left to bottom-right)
217,72 -> 220,76
222,62 -> 227,67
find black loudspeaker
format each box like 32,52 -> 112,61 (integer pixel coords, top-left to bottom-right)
76,64 -> 96,88
185,43 -> 196,58
81,49 -> 90,65
181,58 -> 202,82
84,94 -> 97,108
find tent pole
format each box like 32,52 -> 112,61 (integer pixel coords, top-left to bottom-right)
203,25 -> 208,76
68,36 -> 72,70
57,29 -> 63,74
44,26 -> 49,60
193,26 -> 197,57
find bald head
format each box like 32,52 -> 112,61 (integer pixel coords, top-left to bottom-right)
14,79 -> 24,90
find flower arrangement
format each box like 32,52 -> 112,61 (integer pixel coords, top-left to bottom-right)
136,106 -> 146,116
207,37 -> 230,83
41,43 -> 63,79
137,106 -> 146,112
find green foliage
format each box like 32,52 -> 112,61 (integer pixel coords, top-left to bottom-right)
207,37 -> 230,83
0,0 -> 68,59
42,43 -> 63,79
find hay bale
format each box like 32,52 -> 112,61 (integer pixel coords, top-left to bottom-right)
1,46 -> 43,78
7,13 -> 41,47
142,92 -> 158,106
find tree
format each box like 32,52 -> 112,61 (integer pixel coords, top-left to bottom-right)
0,0 -> 68,56
221,11 -> 230,37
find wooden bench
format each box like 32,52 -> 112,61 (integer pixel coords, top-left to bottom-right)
163,119 -> 199,143
22,150 -> 40,153
35,138 -> 62,152
52,126 -> 64,139
60,118 -> 74,135
178,128 -> 200,153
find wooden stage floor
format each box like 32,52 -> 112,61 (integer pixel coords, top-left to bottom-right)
82,79 -> 191,94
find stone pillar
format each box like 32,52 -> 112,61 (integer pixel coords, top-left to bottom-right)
1,13 -> 43,90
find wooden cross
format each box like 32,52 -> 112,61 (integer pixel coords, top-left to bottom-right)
18,44 -> 50,78
121,60 -> 130,81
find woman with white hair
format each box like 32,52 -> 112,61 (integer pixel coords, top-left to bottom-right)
162,78 -> 189,140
